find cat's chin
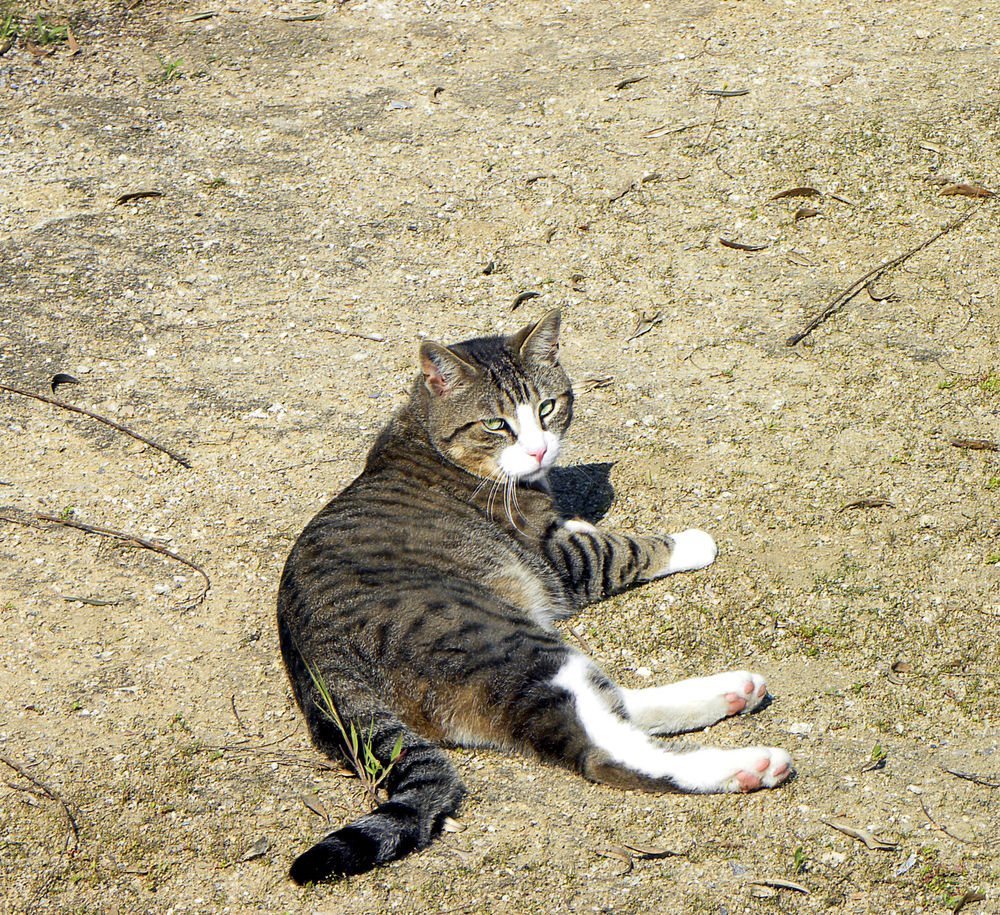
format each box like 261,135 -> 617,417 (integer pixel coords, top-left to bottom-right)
508,466 -> 553,487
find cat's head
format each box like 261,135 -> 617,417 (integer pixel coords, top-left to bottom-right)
418,310 -> 573,483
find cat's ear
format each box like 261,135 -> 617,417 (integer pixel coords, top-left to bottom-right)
512,309 -> 561,364
419,342 -> 477,397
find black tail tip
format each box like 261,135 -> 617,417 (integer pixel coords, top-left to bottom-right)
289,834 -> 367,885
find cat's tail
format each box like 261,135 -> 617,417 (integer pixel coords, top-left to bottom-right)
288,717 -> 465,884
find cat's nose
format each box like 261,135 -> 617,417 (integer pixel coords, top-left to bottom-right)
527,445 -> 547,464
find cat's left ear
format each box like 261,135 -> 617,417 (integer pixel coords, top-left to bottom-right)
513,309 -> 561,365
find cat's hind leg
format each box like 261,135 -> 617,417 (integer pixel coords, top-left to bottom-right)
534,655 -> 790,793
622,671 -> 769,735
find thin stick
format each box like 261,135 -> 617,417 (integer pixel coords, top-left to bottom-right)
230,695 -> 254,738
0,755 -> 80,855
0,382 -> 191,468
918,795 -> 982,845
0,509 -> 210,607
786,208 -> 979,346
940,766 -> 1000,789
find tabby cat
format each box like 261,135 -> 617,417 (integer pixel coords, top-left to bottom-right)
277,310 -> 791,883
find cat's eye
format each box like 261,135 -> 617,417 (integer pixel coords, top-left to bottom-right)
482,418 -> 506,433
538,399 -> 556,419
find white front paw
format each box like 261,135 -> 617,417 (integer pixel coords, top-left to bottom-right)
664,529 -> 717,574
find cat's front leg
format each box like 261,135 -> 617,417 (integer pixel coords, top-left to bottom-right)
542,523 -> 717,607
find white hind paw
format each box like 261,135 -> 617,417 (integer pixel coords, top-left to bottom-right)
664,529 -> 717,574
673,747 -> 792,793
717,748 -> 792,793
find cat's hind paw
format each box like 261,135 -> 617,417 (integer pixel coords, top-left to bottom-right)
664,529 -> 717,574
685,747 -> 792,793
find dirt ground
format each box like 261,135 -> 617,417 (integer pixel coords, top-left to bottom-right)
1,0 -> 999,911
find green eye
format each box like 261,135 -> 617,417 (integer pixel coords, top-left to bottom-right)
538,399 -> 556,418
482,418 -> 506,432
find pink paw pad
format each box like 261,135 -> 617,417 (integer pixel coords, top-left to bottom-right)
756,682 -> 767,699
725,692 -> 747,715
735,770 -> 762,791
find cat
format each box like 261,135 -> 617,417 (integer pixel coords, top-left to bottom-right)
277,310 -> 791,884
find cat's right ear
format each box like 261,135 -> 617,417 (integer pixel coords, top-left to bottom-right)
419,342 -> 477,397
513,309 -> 561,365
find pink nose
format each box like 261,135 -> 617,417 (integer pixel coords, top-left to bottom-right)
527,445 -> 547,463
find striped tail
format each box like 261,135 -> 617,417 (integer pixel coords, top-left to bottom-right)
289,741 -> 465,883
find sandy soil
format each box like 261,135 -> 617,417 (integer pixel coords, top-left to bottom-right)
2,0 -> 999,912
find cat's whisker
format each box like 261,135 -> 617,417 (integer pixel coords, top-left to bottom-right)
503,476 -> 524,533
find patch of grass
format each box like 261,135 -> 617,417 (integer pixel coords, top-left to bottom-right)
0,7 -> 78,46
151,55 -> 184,84
979,369 -> 1000,395
986,551 -> 1000,565
308,664 -> 405,805
985,477 -> 999,492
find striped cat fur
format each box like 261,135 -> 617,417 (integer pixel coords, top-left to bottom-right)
277,310 -> 791,883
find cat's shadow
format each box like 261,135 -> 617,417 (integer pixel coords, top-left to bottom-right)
548,462 -> 615,524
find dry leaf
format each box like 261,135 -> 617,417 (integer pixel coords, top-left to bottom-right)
66,26 -> 80,56
824,68 -> 854,86
441,816 -> 465,833
622,842 -> 687,859
50,373 -> 80,394
939,183 -> 995,198
615,75 -> 648,90
794,207 -> 819,223
511,290 -> 541,310
838,497 -> 894,512
582,376 -> 614,391
770,187 -> 822,200
823,816 -> 897,850
950,437 -> 998,451
751,879 -> 810,894
239,836 -> 270,861
720,238 -> 768,251
702,87 -> 749,97
626,311 -> 662,342
595,845 -> 633,874
114,190 -> 163,206
177,11 -> 218,22
300,794 -> 328,821
952,890 -> 986,913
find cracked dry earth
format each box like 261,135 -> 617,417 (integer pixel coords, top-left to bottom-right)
2,0 -> 999,912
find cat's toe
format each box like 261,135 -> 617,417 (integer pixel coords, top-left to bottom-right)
741,672 -> 769,713
715,671 -> 769,717
727,749 -> 792,792
664,529 -> 717,574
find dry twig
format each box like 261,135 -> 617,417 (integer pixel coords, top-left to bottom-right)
0,382 -> 191,467
0,755 -> 80,855
0,509 -> 210,607
786,209 -> 979,346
